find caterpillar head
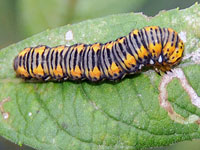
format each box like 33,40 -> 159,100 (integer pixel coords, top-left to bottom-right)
156,35 -> 184,72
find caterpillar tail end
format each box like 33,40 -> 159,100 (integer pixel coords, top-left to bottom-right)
13,56 -> 19,72
13,55 -> 30,79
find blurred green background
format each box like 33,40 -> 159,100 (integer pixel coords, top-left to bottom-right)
0,0 -> 200,149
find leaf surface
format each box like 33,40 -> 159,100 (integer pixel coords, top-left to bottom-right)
0,4 -> 200,150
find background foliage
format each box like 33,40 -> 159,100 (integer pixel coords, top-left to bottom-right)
0,0 -> 200,150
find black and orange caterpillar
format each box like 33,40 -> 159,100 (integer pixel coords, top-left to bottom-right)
13,26 -> 184,81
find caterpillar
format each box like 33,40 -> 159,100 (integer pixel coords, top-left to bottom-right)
13,26 -> 184,82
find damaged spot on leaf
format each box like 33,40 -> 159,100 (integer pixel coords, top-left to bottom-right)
159,68 -> 200,124
0,97 -> 10,120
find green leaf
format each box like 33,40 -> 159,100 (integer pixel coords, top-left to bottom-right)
0,3 -> 200,150
17,0 -> 146,36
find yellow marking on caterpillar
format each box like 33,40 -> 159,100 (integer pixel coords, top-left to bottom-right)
54,65 -> 63,76
109,62 -> 121,76
117,37 -> 125,44
105,42 -> 113,50
34,46 -> 46,55
33,64 -> 44,76
85,68 -> 89,78
163,42 -> 175,56
124,54 -> 136,68
91,43 -> 101,52
89,66 -> 101,79
71,66 -> 82,77
51,48 -> 55,52
17,67 -> 29,77
131,29 -> 139,36
67,65 -> 71,77
168,28 -> 176,33
137,45 -> 148,59
133,53 -> 138,60
148,43 -> 162,58
168,43 -> 184,64
144,26 -> 159,32
55,46 -> 65,53
76,44 -> 84,53
19,48 -> 31,56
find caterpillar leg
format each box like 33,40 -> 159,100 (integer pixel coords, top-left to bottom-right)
154,67 -> 161,76
42,76 -> 51,81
